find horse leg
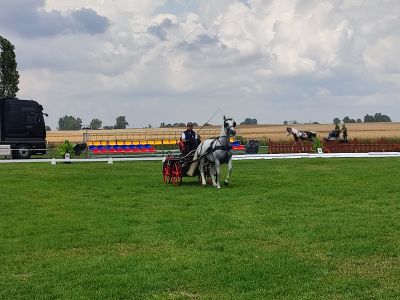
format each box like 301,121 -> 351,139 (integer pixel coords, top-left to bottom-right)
199,158 -> 207,186
210,164 -> 217,187
214,159 -> 221,189
224,158 -> 232,186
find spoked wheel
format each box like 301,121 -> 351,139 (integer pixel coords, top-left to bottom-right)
171,162 -> 182,186
162,161 -> 171,183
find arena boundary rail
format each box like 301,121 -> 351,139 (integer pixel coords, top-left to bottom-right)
1,152 -> 400,164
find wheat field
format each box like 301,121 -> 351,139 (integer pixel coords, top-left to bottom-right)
46,122 -> 400,144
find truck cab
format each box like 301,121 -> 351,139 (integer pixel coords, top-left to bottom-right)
0,97 -> 47,159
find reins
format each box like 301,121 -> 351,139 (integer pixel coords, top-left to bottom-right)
193,132 -> 233,164
196,108 -> 223,133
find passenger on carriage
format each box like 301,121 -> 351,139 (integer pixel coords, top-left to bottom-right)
180,122 -> 201,155
342,124 -> 348,142
328,123 -> 342,140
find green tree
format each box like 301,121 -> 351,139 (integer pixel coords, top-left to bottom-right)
356,118 -> 362,123
114,116 -> 129,129
374,113 -> 391,122
58,115 -> 82,130
240,118 -> 257,125
172,122 -> 185,127
103,125 -> 114,130
364,114 -> 374,122
333,117 -> 340,124
0,36 -> 20,97
343,116 -> 356,123
160,122 -> 172,128
363,113 -> 391,123
90,118 -> 102,130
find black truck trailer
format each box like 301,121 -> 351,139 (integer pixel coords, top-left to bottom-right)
0,97 -> 47,159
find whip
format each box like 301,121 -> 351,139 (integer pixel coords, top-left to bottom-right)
196,107 -> 224,134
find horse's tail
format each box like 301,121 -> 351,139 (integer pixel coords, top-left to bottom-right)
187,145 -> 200,176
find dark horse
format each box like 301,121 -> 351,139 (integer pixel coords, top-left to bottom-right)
287,127 -> 317,142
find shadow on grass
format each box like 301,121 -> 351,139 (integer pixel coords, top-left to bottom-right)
171,177 -> 235,188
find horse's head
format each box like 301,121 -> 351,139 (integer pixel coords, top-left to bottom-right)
223,116 -> 236,136
287,127 -> 293,135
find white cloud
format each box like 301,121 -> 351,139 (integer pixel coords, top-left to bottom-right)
0,0 -> 109,38
45,0 -> 167,18
1,0 -> 399,128
363,36 -> 400,74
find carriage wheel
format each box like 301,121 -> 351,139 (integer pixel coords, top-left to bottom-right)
171,162 -> 182,186
162,161 -> 171,184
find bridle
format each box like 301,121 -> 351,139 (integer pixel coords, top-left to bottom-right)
223,118 -> 236,136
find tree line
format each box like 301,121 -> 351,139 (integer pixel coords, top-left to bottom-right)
160,122 -> 198,128
57,117 -> 260,131
333,113 -> 391,124
160,118 -> 258,128
58,115 -> 129,130
51,112 -> 397,131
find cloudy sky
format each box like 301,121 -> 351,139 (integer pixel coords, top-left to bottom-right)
1,0 -> 399,128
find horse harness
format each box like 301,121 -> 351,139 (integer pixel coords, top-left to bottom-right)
192,136 -> 232,165
190,119 -> 236,164
210,138 -> 232,152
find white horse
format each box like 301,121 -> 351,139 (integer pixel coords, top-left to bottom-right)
188,116 -> 236,188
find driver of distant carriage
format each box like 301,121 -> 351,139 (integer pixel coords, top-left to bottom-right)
181,122 -> 200,154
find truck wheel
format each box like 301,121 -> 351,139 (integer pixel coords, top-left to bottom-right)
13,145 -> 31,159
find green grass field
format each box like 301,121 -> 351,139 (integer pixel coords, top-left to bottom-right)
1,158 -> 400,299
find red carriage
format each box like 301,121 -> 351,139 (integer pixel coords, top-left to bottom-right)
163,116 -> 237,188
162,141 -> 212,186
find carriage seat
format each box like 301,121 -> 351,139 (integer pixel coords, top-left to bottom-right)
179,138 -> 198,156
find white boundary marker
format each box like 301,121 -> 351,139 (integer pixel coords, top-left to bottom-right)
232,152 -> 400,160
1,152 -> 400,164
0,157 -> 163,164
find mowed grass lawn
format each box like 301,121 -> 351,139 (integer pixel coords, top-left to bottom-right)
1,158 -> 400,299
